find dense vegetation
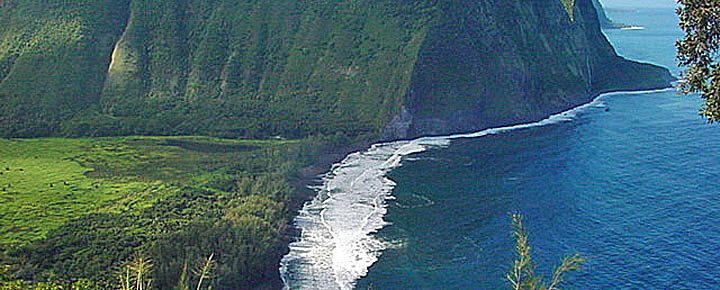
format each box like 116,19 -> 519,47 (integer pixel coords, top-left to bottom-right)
0,0 -> 672,141
0,0 -> 435,141
677,0 -> 720,123
0,0 -> 130,137
0,136 -> 327,289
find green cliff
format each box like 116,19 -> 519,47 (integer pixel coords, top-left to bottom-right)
0,0 -> 671,141
591,0 -> 627,29
396,0 -> 671,138
0,0 -> 431,140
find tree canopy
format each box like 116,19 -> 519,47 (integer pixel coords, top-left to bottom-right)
677,0 -> 720,122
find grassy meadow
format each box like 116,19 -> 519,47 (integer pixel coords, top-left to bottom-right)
0,136 -> 299,248
1,137 -> 146,246
0,136 -> 319,288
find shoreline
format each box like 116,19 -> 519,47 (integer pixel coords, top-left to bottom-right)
278,85 -> 675,289
272,139 -> 375,288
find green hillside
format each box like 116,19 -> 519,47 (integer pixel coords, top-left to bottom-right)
0,0 -> 434,140
0,0 -> 670,141
0,136 -> 322,288
0,0 -> 130,137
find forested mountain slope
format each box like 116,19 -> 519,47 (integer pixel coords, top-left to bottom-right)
396,0 -> 668,137
0,0 -> 671,140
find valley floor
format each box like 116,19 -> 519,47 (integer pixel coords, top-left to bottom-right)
0,135 -> 324,288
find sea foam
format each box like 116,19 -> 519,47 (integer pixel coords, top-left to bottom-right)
279,88 -> 673,290
621,26 -> 646,30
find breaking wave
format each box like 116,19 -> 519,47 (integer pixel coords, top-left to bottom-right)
621,26 -> 646,30
279,88 -> 673,290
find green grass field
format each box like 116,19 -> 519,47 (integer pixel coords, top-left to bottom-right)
0,136 -> 297,248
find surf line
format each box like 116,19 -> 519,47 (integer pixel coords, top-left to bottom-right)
279,87 -> 673,290
621,26 -> 646,30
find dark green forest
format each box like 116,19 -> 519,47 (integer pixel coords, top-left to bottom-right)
0,0 -> 435,140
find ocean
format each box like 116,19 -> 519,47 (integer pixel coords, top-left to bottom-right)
281,5 -> 720,289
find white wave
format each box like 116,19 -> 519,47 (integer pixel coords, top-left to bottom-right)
279,141 -> 444,290
279,87 -> 673,290
621,26 -> 645,30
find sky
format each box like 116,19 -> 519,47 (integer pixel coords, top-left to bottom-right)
600,0 -> 678,9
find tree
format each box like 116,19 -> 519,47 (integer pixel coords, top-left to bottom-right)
677,1 -> 720,122
507,214 -> 584,290
117,255 -> 154,290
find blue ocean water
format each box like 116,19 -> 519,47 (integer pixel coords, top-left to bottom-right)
357,7 -> 720,290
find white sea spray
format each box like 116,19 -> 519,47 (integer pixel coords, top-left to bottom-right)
279,88 -> 673,290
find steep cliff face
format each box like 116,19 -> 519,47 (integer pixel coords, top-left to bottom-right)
0,0 -> 671,140
389,0 -> 673,139
95,0 -> 430,139
0,0 -> 131,137
591,0 -> 626,29
0,0 -> 434,138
